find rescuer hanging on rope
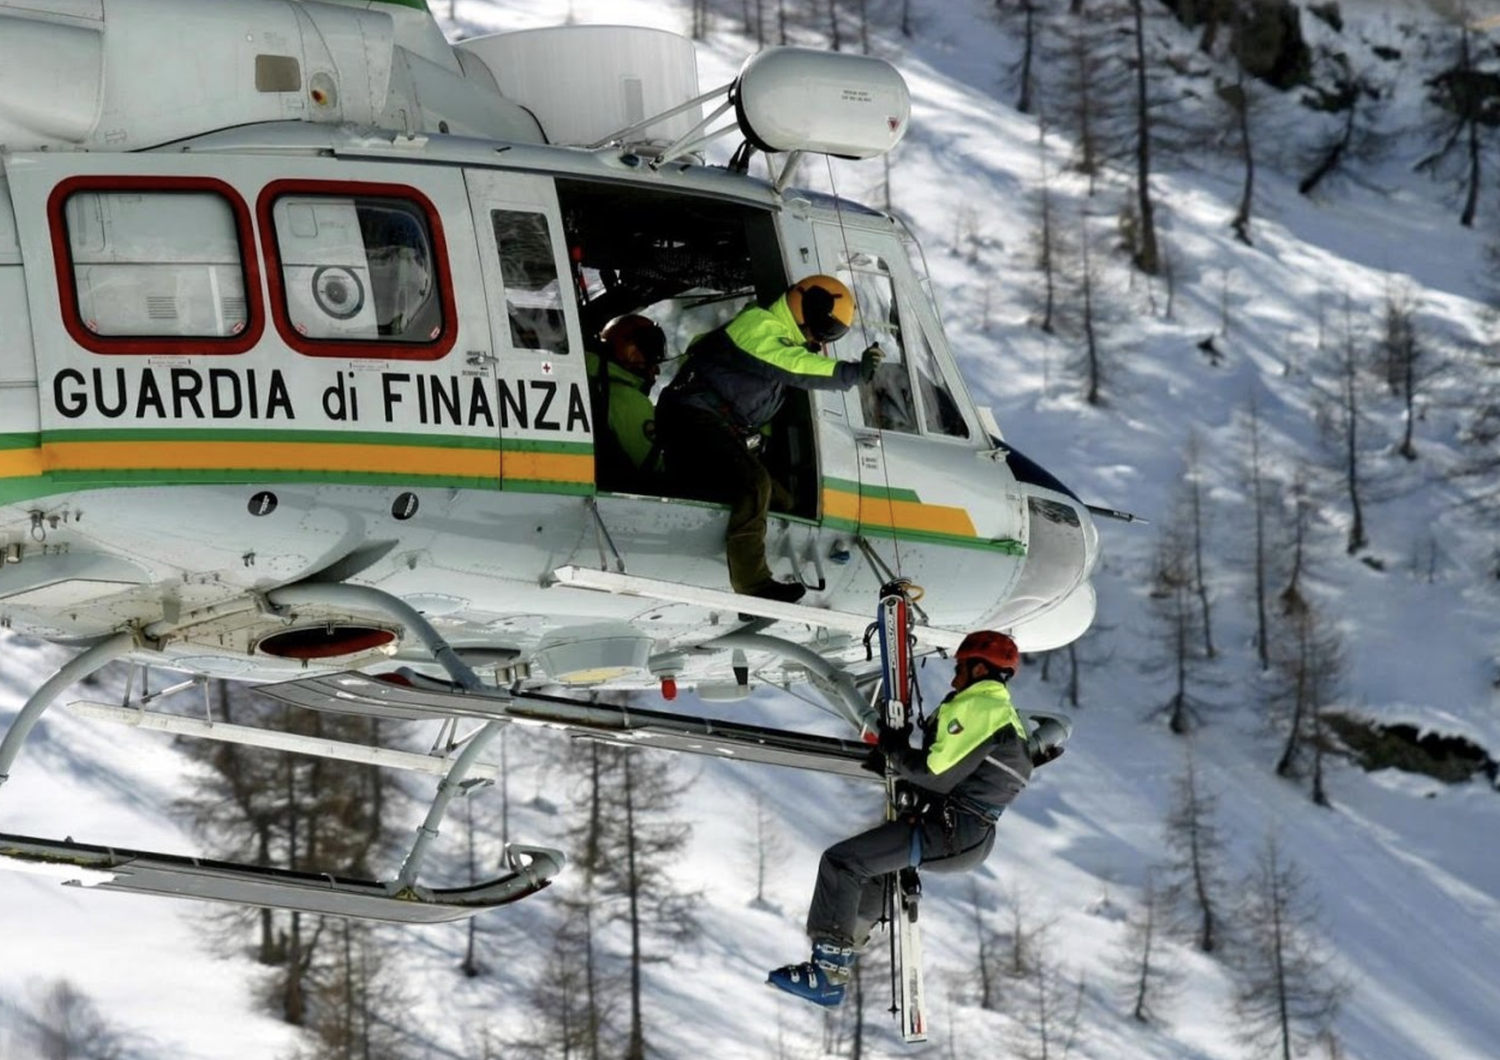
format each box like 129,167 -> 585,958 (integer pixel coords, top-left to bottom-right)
767,630 -> 1065,1007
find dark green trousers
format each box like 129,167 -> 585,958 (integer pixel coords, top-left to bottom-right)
656,401 -> 774,593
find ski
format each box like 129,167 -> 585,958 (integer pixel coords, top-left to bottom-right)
872,580 -> 929,1043
876,584 -> 913,732
895,868 -> 927,1042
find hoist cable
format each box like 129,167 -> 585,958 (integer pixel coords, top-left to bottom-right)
823,154 -> 905,581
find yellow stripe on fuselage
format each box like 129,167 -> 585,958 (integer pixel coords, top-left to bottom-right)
500,449 -> 593,483
821,485 -> 977,538
4,440 -> 592,484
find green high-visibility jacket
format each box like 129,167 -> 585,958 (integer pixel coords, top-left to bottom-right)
662,294 -> 862,433
586,350 -> 658,471
891,679 -> 1032,811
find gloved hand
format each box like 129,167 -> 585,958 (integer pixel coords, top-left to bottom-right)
877,722 -> 911,756
859,343 -> 884,382
860,748 -> 887,775
1031,744 -> 1065,768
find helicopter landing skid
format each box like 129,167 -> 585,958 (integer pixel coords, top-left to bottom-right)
0,638 -> 564,922
257,672 -> 882,781
0,832 -> 561,924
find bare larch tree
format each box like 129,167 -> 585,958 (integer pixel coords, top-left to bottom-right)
1161,750 -> 1229,954
1232,835 -> 1346,1060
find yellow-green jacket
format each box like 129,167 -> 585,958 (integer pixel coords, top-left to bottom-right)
586,350 -> 658,475
891,679 -> 1032,813
660,294 -> 862,432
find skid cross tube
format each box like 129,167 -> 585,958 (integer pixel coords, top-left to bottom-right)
704,629 -> 874,733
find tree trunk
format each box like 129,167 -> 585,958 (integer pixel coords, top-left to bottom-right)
1246,399 -> 1271,670
1018,0 -> 1036,114
1460,112 -> 1480,228
1230,77 -> 1255,245
1131,0 -> 1160,274
624,756 -> 646,1060
1081,213 -> 1102,404
1343,346 -> 1366,554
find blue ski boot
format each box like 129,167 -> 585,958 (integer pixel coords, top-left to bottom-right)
766,939 -> 853,1007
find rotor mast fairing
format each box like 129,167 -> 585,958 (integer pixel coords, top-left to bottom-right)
0,0 -> 548,151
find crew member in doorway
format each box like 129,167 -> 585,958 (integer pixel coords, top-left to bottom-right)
767,631 -> 1065,1006
655,275 -> 882,603
587,314 -> 668,492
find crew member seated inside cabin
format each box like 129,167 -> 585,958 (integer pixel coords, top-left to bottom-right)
586,314 -> 668,493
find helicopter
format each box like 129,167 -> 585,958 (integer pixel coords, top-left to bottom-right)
0,0 -> 1106,924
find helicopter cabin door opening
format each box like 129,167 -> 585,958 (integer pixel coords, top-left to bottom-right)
553,179 -> 821,518
463,170 -> 589,495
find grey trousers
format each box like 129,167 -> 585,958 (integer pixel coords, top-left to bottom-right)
805,810 -> 998,947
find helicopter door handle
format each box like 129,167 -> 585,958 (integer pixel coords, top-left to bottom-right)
854,428 -> 882,449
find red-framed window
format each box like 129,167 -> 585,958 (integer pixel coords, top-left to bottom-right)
257,180 -> 457,360
48,175 -> 264,355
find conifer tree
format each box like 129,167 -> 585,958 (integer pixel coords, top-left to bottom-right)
1114,873 -> 1181,1023
1265,600 -> 1345,807
1127,0 -> 1162,273
740,789 -> 790,910
294,920 -> 413,1060
1298,73 -> 1375,197
557,741 -> 699,1060
963,876 -> 1004,1011
1312,296 -> 1371,554
1029,121 -> 1064,335
5,979 -> 146,1060
1017,955 -> 1084,1060
1146,462 -> 1221,735
1415,17 -> 1497,228
506,899 -> 621,1060
1241,395 -> 1275,671
1375,283 -> 1444,462
174,684 -> 400,1025
1161,751 -> 1228,954
1231,835 -> 1346,1059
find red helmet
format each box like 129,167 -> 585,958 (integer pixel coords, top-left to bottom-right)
601,314 -> 667,373
955,630 -> 1020,674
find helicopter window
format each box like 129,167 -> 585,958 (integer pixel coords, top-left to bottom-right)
842,262 -> 919,434
909,327 -> 971,439
51,179 -> 261,354
260,181 -> 455,360
490,209 -> 569,353
892,226 -> 968,437
838,255 -> 969,440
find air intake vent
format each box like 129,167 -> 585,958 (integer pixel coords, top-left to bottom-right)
146,296 -> 178,320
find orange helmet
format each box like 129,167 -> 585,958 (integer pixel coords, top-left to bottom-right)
785,274 -> 855,343
955,630 -> 1020,674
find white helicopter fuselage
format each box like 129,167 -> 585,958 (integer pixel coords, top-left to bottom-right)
0,0 -> 1099,695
